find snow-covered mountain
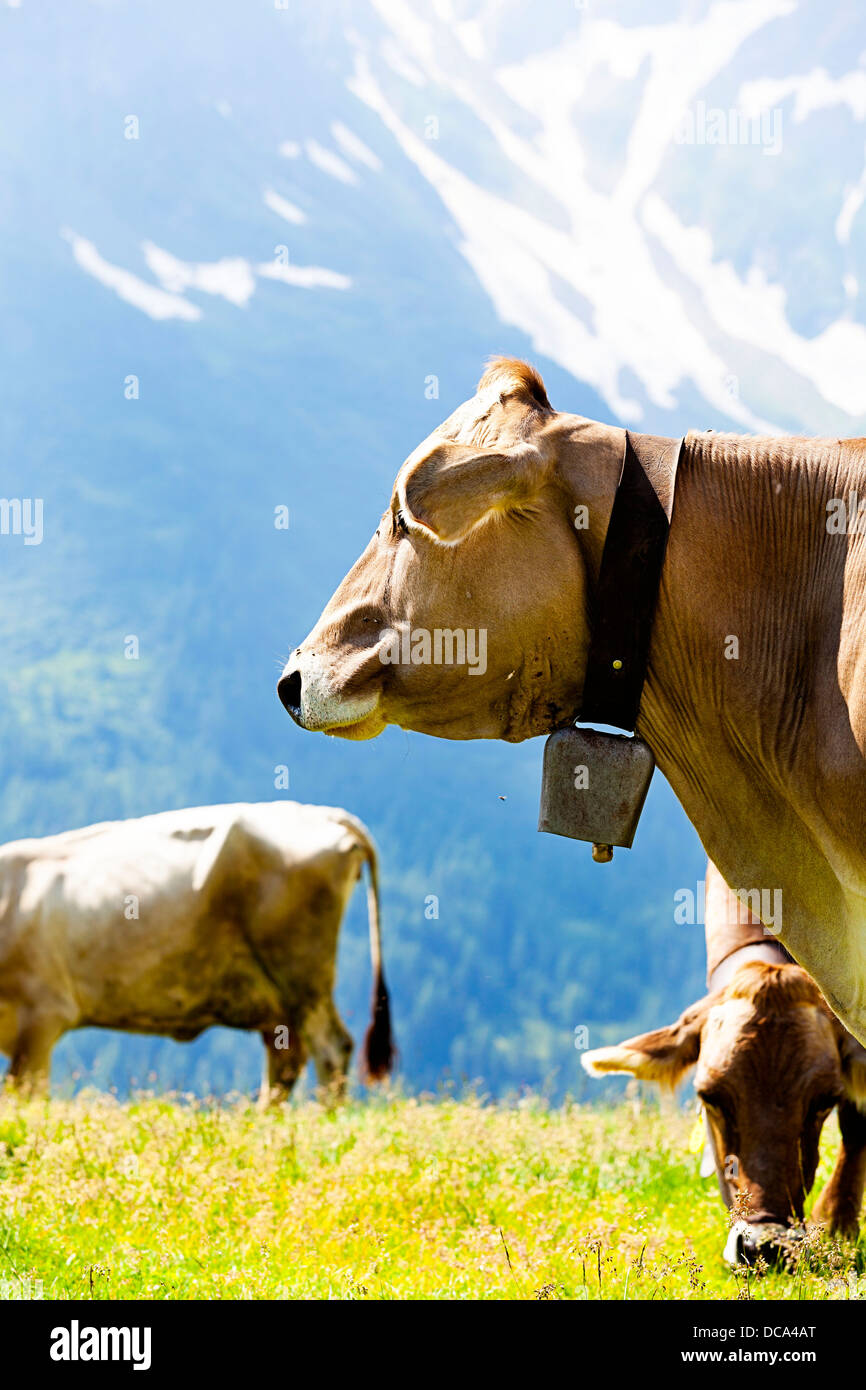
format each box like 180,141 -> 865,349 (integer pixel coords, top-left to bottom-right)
27,0 -> 866,437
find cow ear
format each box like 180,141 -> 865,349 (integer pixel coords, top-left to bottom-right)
398,441 -> 549,544
581,996 -> 712,1091
838,1029 -> 866,1110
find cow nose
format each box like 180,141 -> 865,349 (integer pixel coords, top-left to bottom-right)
724,1220 -> 802,1268
739,1231 -> 764,1265
277,667 -> 303,724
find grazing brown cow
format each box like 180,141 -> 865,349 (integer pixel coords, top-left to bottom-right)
583,862 -> 866,1264
0,802 -> 393,1103
278,358 -> 866,1049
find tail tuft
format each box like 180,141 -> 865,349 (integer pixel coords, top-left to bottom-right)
362,972 -> 394,1082
335,812 -> 395,1084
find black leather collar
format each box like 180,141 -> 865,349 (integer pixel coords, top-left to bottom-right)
577,430 -> 683,732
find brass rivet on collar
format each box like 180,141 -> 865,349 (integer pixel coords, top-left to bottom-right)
612,659 -> 623,670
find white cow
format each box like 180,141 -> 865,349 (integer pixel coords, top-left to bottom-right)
0,801 -> 392,1102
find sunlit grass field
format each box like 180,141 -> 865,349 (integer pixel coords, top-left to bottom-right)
0,1093 -> 861,1300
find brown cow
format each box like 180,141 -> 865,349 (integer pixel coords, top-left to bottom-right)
583,862 -> 866,1264
278,358 -> 866,1050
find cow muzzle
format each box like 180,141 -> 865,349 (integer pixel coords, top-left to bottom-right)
723,1219 -> 805,1267
277,652 -> 383,737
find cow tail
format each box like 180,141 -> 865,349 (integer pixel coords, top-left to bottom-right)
358,830 -> 394,1082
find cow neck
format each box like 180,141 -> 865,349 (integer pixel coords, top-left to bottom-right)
708,939 -> 791,994
578,430 -> 682,733
632,431 -> 854,950
638,432 -> 850,762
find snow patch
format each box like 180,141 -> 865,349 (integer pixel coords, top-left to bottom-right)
380,37 -> 426,87
143,243 -> 255,307
258,260 -> 351,290
305,139 -> 359,185
63,231 -> 201,322
837,158 -> 866,246
740,67 -> 866,124
642,194 -> 866,416
263,188 -> 307,224
331,121 -> 383,171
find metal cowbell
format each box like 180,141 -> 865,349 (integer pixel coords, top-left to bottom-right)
538,726 -> 655,862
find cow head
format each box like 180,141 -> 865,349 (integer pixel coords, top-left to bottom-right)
582,961 -> 866,1265
279,359 -> 624,741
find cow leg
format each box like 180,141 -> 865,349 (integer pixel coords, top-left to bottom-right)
811,1100 -> 866,1239
301,998 -> 353,1104
4,1013 -> 65,1097
258,1025 -> 308,1108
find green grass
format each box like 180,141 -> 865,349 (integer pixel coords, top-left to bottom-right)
0,1093 -> 861,1300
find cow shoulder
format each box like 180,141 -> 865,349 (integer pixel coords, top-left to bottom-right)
190,804 -> 353,898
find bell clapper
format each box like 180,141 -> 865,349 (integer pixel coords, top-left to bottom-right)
592,843 -> 614,863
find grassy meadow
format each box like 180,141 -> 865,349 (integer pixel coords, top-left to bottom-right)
0,1093 -> 861,1301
